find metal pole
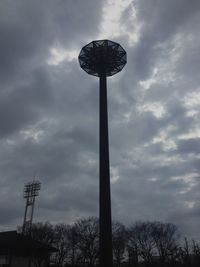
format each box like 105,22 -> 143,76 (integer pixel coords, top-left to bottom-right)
29,196 -> 35,236
99,73 -> 113,267
22,200 -> 28,233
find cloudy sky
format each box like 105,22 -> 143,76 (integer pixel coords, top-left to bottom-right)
0,0 -> 200,240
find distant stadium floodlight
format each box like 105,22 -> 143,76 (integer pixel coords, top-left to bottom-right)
24,181 -> 41,198
22,180 -> 41,235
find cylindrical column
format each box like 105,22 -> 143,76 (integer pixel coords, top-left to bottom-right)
99,73 -> 113,267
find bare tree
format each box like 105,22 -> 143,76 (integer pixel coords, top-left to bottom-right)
74,217 -> 99,266
127,226 -> 139,267
31,222 -> 55,245
151,222 -> 179,267
64,224 -> 81,266
31,222 -> 55,267
112,221 -> 127,267
191,239 -> 200,266
129,222 -> 155,266
177,238 -> 192,267
53,223 -> 71,267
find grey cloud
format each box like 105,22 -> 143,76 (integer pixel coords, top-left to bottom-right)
134,0 -> 200,41
0,0 -> 103,80
0,0 -> 103,227
1,0 -> 200,242
0,68 -> 53,137
0,0 -> 103,136
121,0 -> 200,84
177,138 -> 200,155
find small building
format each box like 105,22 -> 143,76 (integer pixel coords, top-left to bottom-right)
0,231 -> 56,267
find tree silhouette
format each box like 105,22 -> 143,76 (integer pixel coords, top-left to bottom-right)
151,222 -> 179,267
74,217 -> 99,266
112,221 -> 127,267
53,224 -> 71,267
27,218 -> 200,267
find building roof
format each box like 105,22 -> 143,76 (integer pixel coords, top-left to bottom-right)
0,231 -> 57,256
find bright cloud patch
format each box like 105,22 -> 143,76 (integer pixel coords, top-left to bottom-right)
99,0 -> 139,44
47,47 -> 78,66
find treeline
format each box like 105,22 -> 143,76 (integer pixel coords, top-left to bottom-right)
29,217 -> 200,267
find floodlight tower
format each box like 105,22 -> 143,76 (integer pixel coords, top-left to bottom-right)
78,40 -> 126,267
22,180 -> 41,235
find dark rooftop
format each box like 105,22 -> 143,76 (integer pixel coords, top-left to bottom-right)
0,231 -> 57,256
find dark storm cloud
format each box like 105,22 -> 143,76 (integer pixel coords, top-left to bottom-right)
0,0 -> 103,78
121,0 -> 200,84
134,0 -> 200,39
0,1 -> 51,84
177,138 -> 200,154
0,0 -> 200,241
107,0 -> 200,238
0,0 -> 103,227
0,0 -> 103,135
0,68 -> 52,137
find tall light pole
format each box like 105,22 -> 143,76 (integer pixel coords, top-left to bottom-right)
78,39 -> 127,267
